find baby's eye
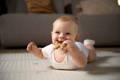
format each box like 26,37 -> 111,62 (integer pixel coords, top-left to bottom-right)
55,31 -> 60,34
66,33 -> 71,35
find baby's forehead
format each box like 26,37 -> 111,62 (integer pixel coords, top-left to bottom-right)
54,20 -> 74,24
53,23 -> 77,33
52,16 -> 79,33
53,20 -> 76,28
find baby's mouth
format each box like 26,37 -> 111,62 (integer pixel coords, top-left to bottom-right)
53,41 -> 62,48
53,40 -> 67,53
54,40 -> 64,48
57,40 -> 63,44
54,40 -> 66,48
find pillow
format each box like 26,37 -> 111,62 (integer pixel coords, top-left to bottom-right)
25,0 -> 55,13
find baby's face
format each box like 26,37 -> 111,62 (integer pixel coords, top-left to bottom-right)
51,21 -> 77,44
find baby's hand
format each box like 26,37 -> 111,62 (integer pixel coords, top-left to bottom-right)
63,40 -> 76,50
26,42 -> 38,53
27,42 -> 45,59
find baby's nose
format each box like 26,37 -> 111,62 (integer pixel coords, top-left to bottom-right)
59,33 -> 66,41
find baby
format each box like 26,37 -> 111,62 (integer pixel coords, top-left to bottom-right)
27,16 -> 96,69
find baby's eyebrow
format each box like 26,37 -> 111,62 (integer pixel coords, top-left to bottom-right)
55,31 -> 60,32
66,32 -> 70,33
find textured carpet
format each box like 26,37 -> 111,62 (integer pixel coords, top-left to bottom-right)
0,50 -> 120,80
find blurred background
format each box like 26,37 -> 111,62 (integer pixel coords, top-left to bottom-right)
0,0 -> 120,49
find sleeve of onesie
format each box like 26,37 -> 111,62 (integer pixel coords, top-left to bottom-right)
75,42 -> 89,58
42,44 -> 53,58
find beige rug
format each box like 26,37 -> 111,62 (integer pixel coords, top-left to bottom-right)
0,50 -> 120,80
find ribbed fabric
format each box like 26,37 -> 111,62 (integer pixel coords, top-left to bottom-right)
0,51 -> 120,80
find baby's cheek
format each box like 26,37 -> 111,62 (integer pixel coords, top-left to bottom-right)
67,38 -> 75,42
66,36 -> 71,40
52,36 -> 57,40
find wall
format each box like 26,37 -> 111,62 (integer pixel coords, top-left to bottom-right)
6,0 -> 27,13
72,0 -> 120,15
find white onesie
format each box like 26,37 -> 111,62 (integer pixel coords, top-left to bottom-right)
42,42 -> 88,69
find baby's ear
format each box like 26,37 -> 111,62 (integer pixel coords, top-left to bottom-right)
75,34 -> 80,41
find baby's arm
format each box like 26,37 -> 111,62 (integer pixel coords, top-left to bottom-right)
26,42 -> 46,59
63,40 -> 88,67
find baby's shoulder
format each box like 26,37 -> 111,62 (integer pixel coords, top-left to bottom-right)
43,44 -> 54,50
42,44 -> 54,57
75,41 -> 89,57
75,41 -> 86,50
75,42 -> 83,46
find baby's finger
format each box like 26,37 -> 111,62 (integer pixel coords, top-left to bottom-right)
27,44 -> 32,51
63,40 -> 73,44
62,41 -> 68,46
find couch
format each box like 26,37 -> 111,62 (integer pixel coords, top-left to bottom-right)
0,0 -> 66,48
0,13 -> 120,48
0,13 -> 67,47
0,0 -> 120,48
77,14 -> 120,46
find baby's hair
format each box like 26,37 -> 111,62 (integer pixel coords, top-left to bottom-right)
53,16 -> 80,34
